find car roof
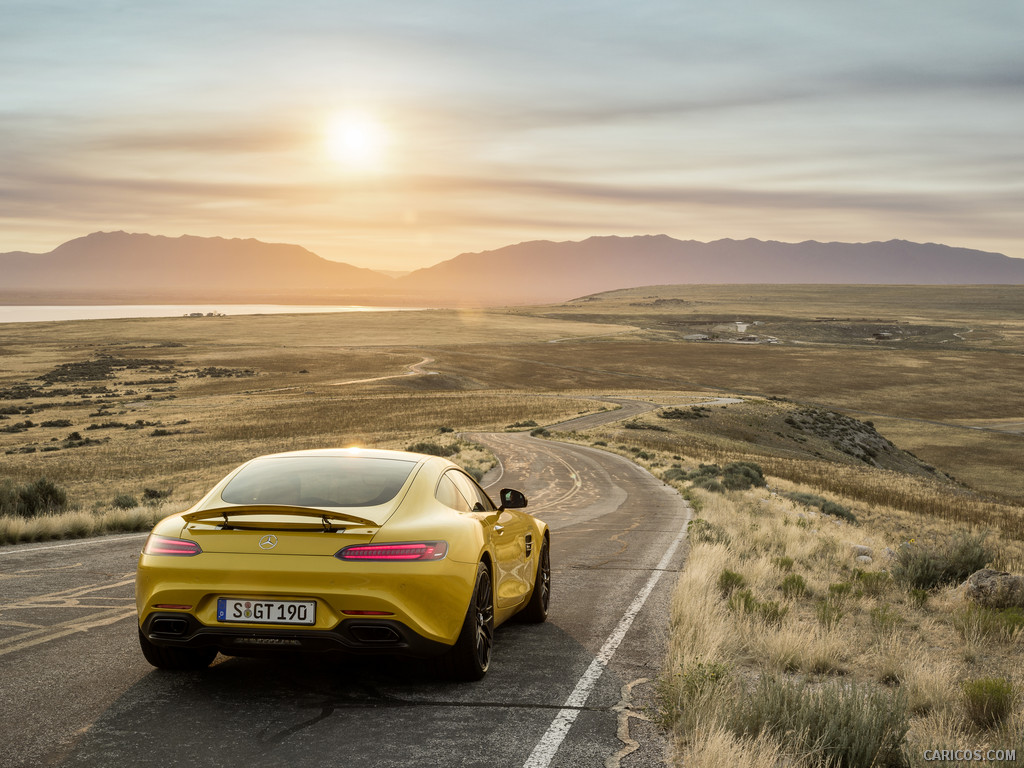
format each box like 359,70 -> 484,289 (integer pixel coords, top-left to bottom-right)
252,447 -> 443,464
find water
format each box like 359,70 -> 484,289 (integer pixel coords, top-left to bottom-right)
0,304 -> 424,324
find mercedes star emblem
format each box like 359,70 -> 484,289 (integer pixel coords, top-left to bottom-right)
258,534 -> 278,550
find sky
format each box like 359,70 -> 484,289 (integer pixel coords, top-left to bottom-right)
2,0 -> 1022,271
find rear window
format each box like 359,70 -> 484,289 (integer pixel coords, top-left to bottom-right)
221,456 -> 418,508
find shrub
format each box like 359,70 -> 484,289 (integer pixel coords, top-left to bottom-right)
870,604 -> 905,633
829,582 -> 853,601
507,420 -> 538,429
772,556 -> 795,572
687,518 -> 730,545
438,426 -> 454,433
962,677 -> 1016,729
623,420 -> 668,431
953,604 -> 1024,643
530,427 -> 550,437
693,477 -> 726,494
718,569 -> 747,597
659,660 -> 735,729
672,661 -> 733,703
780,573 -> 807,598
757,600 -> 788,627
727,589 -> 788,626
112,494 -> 139,510
727,676 -> 909,768
142,488 -> 171,501
687,464 -> 722,480
890,531 -> 993,590
406,441 -> 460,457
816,599 -> 845,629
721,462 -> 767,490
855,570 -> 892,597
658,406 -> 711,420
783,491 -> 858,524
0,480 -> 18,517
5,478 -> 69,518
728,589 -> 758,614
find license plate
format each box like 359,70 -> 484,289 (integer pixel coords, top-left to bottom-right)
217,598 -> 316,625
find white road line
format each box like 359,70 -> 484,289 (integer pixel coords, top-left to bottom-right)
523,512 -> 689,768
481,443 -> 506,490
0,533 -> 148,556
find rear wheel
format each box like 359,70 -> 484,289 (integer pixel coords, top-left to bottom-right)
518,539 -> 550,623
440,562 -> 494,681
138,629 -> 217,671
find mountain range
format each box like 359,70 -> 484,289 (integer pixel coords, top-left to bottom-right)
2,231 -> 1022,306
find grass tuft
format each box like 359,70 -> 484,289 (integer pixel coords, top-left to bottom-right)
890,531 -> 994,590
961,677 -> 1016,730
727,676 -> 909,768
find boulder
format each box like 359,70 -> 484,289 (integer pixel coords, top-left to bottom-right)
851,545 -> 873,558
963,569 -> 1024,609
856,555 -> 873,565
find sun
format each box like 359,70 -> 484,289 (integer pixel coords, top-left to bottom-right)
325,111 -> 389,170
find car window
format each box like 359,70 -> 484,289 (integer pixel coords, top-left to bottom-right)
435,473 -> 473,512
448,471 -> 495,512
221,456 -> 417,508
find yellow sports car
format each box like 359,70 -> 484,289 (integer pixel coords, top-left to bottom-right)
135,447 -> 549,680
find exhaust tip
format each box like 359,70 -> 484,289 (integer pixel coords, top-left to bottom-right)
151,617 -> 189,636
350,624 -> 401,644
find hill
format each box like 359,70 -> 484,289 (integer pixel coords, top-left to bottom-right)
397,235 -> 1024,303
3,232 -> 1023,306
0,232 -> 395,304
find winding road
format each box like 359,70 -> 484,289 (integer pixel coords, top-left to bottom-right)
0,401 -> 691,768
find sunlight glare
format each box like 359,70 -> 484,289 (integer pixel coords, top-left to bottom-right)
325,112 -> 389,170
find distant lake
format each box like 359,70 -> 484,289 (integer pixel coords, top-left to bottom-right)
0,304 -> 425,324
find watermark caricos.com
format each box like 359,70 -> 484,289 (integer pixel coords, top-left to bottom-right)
923,750 -> 1016,762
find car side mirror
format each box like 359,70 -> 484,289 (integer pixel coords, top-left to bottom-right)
498,488 -> 527,510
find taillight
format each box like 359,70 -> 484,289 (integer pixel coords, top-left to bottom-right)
336,541 -> 448,561
143,534 -> 202,556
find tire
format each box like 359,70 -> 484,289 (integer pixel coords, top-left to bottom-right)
518,539 -> 550,623
440,562 -> 494,681
138,628 -> 217,671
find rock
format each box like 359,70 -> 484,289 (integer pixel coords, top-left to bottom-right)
963,569 -> 1024,609
856,555 -> 873,565
851,545 -> 873,558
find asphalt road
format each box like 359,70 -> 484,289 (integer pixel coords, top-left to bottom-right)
0,404 -> 691,768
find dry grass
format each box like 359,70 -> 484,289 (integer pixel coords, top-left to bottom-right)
0,504 -> 168,544
656,471 -> 1024,767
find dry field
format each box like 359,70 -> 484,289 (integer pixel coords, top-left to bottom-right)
1,286 -> 1021,524
0,309 -> 629,519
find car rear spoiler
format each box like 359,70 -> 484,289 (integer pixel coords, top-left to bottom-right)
182,505 -> 379,531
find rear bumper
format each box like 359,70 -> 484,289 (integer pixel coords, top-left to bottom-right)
140,611 -> 451,657
136,551 -> 477,645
